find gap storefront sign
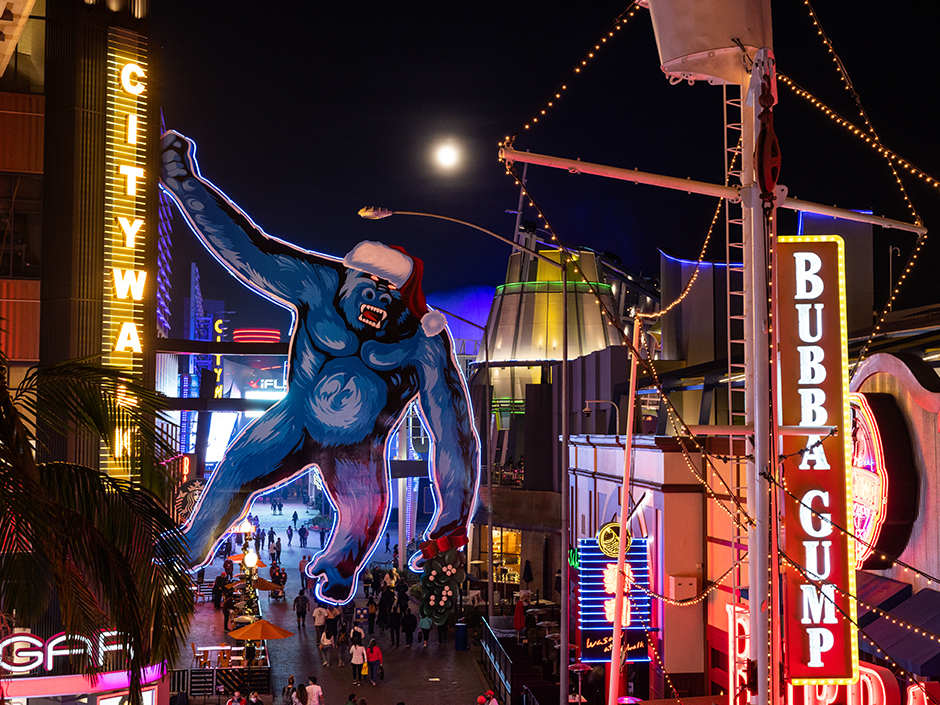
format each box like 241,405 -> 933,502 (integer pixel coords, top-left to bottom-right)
577,537 -> 650,664
774,235 -> 858,685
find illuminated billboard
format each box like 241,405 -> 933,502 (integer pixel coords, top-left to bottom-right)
774,235 -> 858,685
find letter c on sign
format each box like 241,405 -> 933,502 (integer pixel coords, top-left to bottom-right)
800,489 -> 833,538
121,63 -> 146,95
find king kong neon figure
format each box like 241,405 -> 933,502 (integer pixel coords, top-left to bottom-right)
160,131 -> 480,603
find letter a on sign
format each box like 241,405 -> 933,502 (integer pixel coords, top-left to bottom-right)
773,236 -> 858,685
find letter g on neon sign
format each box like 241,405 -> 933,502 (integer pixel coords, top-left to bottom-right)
800,489 -> 833,538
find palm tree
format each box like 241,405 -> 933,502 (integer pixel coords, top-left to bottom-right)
0,356 -> 194,703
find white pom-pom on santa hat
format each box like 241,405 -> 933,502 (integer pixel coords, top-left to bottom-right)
421,310 -> 447,337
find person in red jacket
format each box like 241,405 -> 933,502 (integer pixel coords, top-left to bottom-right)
365,638 -> 383,685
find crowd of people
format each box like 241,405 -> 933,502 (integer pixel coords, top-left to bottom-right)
209,501 -> 492,703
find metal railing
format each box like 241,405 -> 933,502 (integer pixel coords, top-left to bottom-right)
481,618 -> 513,705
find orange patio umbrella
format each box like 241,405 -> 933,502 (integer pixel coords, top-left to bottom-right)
227,619 -> 294,641
252,578 -> 281,591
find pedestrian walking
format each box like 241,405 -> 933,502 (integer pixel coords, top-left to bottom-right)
366,597 -> 377,634
293,589 -> 309,628
349,634 -> 367,686
320,630 -> 335,666
376,600 -> 388,636
290,684 -> 308,705
419,613 -> 432,647
365,639 -> 382,685
402,607 -> 417,647
313,603 -> 328,643
299,555 -> 309,582
306,677 -> 324,705
280,676 -> 295,705
287,526 -> 294,546
259,527 -> 266,550
326,604 -> 341,637
254,531 -> 261,554
268,527 -> 276,545
350,622 -> 365,645
437,619 -> 448,644
299,525 -> 308,547
292,510 -> 299,528
384,533 -> 390,551
388,607 -> 401,647
343,695 -> 356,705
269,541 -> 277,565
319,526 -> 326,547
396,580 -> 408,612
336,625 -> 350,666
362,568 -> 373,598
276,537 -> 282,562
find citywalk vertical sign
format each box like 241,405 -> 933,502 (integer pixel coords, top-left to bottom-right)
103,28 -> 149,476
774,235 -> 858,685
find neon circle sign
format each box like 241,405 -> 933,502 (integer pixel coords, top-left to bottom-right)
849,392 -> 917,570
850,393 -> 889,569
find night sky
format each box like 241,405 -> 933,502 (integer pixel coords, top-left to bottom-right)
150,2 -> 940,336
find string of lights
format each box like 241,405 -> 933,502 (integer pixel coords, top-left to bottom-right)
791,1 -> 930,369
504,1 -> 642,148
501,160 -> 755,531
769,467 -> 940,587
780,550 -> 940,705
621,553 -> 746,607
776,73 -> 927,368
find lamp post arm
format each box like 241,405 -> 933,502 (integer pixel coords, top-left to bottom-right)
363,208 -> 563,269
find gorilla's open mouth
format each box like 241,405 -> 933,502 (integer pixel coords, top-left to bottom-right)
358,303 -> 388,329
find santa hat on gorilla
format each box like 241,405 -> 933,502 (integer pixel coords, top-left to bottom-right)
343,241 -> 447,337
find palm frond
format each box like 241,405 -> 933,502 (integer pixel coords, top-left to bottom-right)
13,359 -> 178,470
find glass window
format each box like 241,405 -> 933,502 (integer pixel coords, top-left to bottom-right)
491,527 -> 521,584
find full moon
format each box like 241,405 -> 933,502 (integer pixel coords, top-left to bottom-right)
435,144 -> 459,168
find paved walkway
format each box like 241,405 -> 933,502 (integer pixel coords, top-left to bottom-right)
186,498 -> 492,705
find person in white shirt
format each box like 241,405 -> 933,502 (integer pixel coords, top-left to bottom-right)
348,635 -> 367,686
306,677 -> 324,705
313,605 -> 328,643
320,630 -> 335,667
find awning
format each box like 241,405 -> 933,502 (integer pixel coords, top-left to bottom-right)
860,585 -> 940,676
856,571 -> 912,628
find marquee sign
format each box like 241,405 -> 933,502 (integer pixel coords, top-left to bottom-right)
578,536 -> 650,664
103,28 -> 150,475
774,236 -> 858,684
0,630 -> 129,674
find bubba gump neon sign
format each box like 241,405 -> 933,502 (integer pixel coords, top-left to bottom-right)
774,236 -> 858,684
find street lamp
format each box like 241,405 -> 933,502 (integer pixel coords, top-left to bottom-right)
584,399 -> 620,436
359,206 -> 572,701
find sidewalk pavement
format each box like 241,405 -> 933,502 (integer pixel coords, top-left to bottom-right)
186,498 -> 492,705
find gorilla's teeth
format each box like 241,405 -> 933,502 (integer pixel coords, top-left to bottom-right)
358,303 -> 387,328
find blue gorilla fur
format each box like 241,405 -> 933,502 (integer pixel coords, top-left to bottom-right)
160,132 -> 480,604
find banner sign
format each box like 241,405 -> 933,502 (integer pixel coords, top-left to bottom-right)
578,537 -> 650,664
775,235 -> 858,684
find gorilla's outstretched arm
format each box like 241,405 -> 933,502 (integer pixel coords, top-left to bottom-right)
160,131 -> 340,307
415,332 -> 480,540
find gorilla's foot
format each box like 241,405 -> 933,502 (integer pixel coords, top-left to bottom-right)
309,556 -> 358,604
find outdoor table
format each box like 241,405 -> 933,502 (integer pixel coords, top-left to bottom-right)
233,615 -> 257,624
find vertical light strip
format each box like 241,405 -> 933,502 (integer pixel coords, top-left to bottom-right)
103,28 -> 149,478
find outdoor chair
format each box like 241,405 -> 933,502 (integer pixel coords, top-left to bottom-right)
190,642 -> 209,668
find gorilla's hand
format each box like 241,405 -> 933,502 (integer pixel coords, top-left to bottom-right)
160,130 -> 197,190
